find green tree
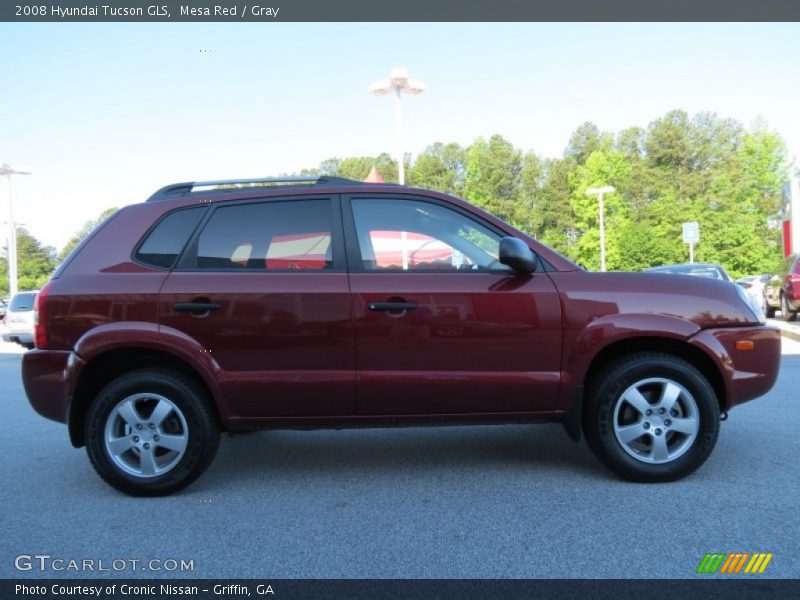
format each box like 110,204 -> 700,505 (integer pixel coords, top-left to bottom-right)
534,157 -> 578,256
570,150 -> 632,270
293,110 -> 789,276
0,228 -> 58,296
407,142 -> 466,195
463,135 -> 524,227
307,153 -> 401,183
565,122 -> 612,163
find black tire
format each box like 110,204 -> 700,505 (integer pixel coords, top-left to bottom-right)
583,352 -> 720,482
85,368 -> 220,496
765,297 -> 776,319
781,294 -> 797,322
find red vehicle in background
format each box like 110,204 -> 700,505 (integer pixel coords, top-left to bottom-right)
21,177 -> 781,496
765,254 -> 800,321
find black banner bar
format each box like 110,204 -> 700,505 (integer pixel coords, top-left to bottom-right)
2,0 -> 800,22
4,579 -> 800,600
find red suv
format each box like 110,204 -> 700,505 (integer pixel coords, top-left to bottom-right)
22,177 -> 781,496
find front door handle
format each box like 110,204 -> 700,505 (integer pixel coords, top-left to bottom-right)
173,302 -> 221,314
368,301 -> 418,312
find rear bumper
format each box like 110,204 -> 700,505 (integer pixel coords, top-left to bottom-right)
21,349 -> 84,423
689,326 -> 781,410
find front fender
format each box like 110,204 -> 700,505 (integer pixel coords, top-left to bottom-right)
557,313 -> 701,412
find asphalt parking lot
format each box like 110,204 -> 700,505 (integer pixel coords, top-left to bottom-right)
2,335 -> 799,579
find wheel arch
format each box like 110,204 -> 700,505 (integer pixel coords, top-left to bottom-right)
68,347 -> 224,448
583,336 -> 727,412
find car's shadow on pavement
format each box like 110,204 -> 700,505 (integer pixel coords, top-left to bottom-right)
202,423 -> 608,488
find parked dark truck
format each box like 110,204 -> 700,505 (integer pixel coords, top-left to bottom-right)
22,177 -> 781,496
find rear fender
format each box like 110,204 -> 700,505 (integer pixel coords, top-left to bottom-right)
73,322 -> 233,420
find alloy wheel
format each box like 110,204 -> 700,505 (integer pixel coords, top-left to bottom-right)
103,393 -> 189,478
612,377 -> 700,464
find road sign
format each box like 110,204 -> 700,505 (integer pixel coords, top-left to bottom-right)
683,221 -> 700,244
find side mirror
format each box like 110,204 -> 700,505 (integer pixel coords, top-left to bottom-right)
499,237 -> 537,273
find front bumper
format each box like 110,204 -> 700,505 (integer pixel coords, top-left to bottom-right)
21,349 -> 84,423
689,325 -> 781,410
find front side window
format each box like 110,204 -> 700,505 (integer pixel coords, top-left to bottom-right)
196,199 -> 333,270
351,198 -> 511,272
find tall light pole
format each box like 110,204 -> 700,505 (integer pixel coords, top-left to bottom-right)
0,163 -> 31,298
585,185 -> 615,272
369,67 -> 426,185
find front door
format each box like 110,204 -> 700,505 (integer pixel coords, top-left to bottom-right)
343,195 -> 562,415
159,195 -> 354,418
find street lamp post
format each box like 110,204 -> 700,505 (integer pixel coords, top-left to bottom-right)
0,163 -> 32,298
585,185 -> 615,272
369,67 -> 426,185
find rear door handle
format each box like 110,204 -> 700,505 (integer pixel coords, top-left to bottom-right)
368,301 -> 418,311
173,302 -> 221,314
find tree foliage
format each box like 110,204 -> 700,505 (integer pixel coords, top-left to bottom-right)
307,110 -> 788,278
0,228 -> 58,296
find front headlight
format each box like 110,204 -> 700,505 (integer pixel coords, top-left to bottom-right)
735,283 -> 765,324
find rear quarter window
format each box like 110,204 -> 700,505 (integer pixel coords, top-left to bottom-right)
135,206 -> 206,268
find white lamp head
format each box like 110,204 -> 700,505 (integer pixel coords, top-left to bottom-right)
586,185 -> 615,195
369,79 -> 392,96
402,78 -> 426,95
390,67 -> 409,88
0,163 -> 32,176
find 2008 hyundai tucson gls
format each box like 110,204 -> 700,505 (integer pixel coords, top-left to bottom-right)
22,177 -> 780,496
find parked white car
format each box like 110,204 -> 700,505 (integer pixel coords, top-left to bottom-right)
735,275 -> 769,319
1,290 -> 38,349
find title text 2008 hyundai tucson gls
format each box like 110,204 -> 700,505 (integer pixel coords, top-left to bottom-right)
22,177 -> 780,496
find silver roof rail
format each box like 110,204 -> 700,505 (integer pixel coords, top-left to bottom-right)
146,176 -> 367,202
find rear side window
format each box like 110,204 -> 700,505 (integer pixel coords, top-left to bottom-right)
135,207 -> 206,268
10,292 -> 37,312
196,199 -> 333,270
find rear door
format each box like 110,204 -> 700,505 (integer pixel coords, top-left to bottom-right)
343,194 -> 563,416
159,195 -> 355,418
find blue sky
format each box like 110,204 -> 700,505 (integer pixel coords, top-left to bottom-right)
1,22 -> 798,250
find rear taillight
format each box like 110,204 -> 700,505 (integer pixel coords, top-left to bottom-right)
789,274 -> 800,283
33,281 -> 52,349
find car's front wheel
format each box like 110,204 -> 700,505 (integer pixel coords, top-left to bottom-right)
583,353 -> 720,482
85,369 -> 220,496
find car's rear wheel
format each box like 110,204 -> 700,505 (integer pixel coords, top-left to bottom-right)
85,369 -> 220,496
583,352 -> 720,482
781,293 -> 797,322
